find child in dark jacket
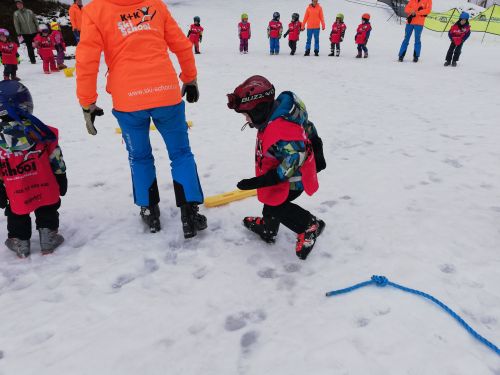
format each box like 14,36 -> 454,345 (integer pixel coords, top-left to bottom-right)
0,29 -> 20,81
187,16 -> 204,54
0,81 -> 67,258
445,12 -> 471,67
283,13 -> 302,55
227,75 -> 327,260
268,12 -> 283,55
329,14 -> 347,56
238,13 -> 251,54
355,13 -> 371,58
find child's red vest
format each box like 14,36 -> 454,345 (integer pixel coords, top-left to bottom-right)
188,24 -> 204,43
268,20 -> 282,39
0,41 -> 18,65
33,34 -> 55,59
0,127 -> 60,215
355,22 -> 371,44
449,24 -> 470,46
255,118 -> 318,206
51,30 -> 66,50
330,22 -> 346,43
287,21 -> 302,41
239,22 -> 251,39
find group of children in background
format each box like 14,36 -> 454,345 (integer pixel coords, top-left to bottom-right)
0,22 -> 67,80
185,11 -> 472,65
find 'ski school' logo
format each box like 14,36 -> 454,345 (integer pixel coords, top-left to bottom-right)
118,6 -> 157,37
0,150 -> 43,178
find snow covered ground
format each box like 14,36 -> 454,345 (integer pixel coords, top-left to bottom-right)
1,0 -> 500,374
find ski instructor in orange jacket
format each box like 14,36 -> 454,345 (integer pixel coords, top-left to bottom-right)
76,0 -> 207,239
398,0 -> 432,62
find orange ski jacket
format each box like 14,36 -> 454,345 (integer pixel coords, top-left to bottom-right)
76,0 -> 197,112
302,3 -> 326,30
69,3 -> 83,31
405,0 -> 432,26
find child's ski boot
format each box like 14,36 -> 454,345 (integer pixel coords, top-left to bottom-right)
328,52 -> 335,56
180,203 -> 207,239
364,52 -> 368,58
356,52 -> 362,58
295,216 -> 325,260
5,238 -> 30,258
452,61 -> 457,67
336,50 -> 340,57
243,216 -> 279,243
444,61 -> 451,66
38,228 -> 64,255
140,204 -> 161,233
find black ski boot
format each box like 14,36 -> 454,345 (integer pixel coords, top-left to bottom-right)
328,52 -> 335,56
314,50 -> 319,56
356,52 -> 362,58
295,216 -> 325,260
413,52 -> 418,62
336,49 -> 340,57
140,204 -> 161,233
5,238 -> 30,258
444,61 -> 451,66
398,56 -> 404,62
304,49 -> 310,56
451,61 -> 457,67
181,203 -> 207,239
243,216 -> 279,243
38,228 -> 64,255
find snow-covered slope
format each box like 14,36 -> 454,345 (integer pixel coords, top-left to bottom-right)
1,1 -> 499,375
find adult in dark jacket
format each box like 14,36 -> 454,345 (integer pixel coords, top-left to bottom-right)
13,0 -> 39,64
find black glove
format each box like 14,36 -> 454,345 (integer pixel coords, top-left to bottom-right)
310,136 -> 326,172
237,169 -> 281,190
181,79 -> 199,103
0,183 -> 7,209
418,6 -> 423,11
82,103 -> 104,135
199,35 -> 202,42
55,173 -> 67,196
283,30 -> 289,38
407,14 -> 415,24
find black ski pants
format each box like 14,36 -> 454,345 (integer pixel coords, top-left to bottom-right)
331,42 -> 340,52
446,42 -> 463,63
3,64 -> 17,78
289,40 -> 297,55
5,200 -> 60,240
262,190 -> 312,234
21,33 -> 37,63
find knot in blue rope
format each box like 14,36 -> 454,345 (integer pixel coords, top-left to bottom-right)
371,275 -> 389,286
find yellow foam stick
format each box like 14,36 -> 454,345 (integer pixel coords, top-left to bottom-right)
204,189 -> 257,208
115,121 -> 193,134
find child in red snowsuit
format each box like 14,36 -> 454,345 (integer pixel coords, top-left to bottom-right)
355,14 -> 371,58
0,29 -> 20,81
33,24 -> 58,73
268,12 -> 283,55
0,81 -> 67,258
444,12 -> 471,67
329,14 -> 347,56
50,22 -> 67,70
238,13 -> 251,54
187,16 -> 204,54
283,13 -> 302,55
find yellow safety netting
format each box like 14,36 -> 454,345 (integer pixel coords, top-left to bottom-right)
424,5 -> 500,35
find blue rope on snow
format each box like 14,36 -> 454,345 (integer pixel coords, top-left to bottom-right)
326,275 -> 500,356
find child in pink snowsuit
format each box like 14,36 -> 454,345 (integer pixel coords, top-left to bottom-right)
50,22 -> 66,70
33,25 -> 58,74
187,16 -> 204,54
238,13 -> 251,54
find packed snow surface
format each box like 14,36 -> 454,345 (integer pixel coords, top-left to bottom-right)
1,0 -> 499,374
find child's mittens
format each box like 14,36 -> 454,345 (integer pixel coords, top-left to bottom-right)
55,174 -> 67,196
0,183 -> 7,209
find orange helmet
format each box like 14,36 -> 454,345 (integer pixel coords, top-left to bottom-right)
362,13 -> 370,20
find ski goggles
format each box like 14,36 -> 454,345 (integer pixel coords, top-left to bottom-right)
227,93 -> 241,111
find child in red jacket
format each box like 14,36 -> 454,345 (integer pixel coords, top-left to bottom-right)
329,14 -> 347,57
50,22 -> 67,70
268,12 -> 283,55
283,13 -> 302,55
187,16 -> 204,54
0,81 -> 67,258
33,24 -> 58,74
0,29 -> 20,81
445,12 -> 471,67
238,13 -> 251,54
355,13 -> 371,58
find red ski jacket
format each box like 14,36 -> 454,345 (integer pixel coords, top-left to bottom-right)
0,127 -> 61,215
268,20 -> 283,39
238,21 -> 251,39
330,22 -> 346,43
255,118 -> 318,206
188,24 -> 203,43
51,30 -> 66,50
449,23 -> 471,46
0,41 -> 18,65
287,21 -> 302,41
33,34 -> 55,59
355,22 -> 371,45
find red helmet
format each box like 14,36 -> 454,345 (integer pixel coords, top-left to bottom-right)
227,75 -> 275,114
362,13 -> 370,20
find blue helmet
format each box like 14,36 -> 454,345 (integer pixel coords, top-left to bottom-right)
460,12 -> 470,20
0,80 -> 33,120
273,12 -> 280,20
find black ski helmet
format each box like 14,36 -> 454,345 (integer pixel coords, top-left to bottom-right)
292,13 -> 300,21
0,80 -> 33,121
273,12 -> 280,20
194,16 -> 200,23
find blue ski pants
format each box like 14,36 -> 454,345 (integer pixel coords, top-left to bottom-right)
270,38 -> 280,54
305,28 -> 320,52
113,101 -> 203,207
399,24 -> 423,58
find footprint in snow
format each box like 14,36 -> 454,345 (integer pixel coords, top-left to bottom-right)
224,310 -> 267,332
193,266 -> 208,279
340,195 -> 351,200
144,258 -> 159,273
240,331 -> 259,353
443,158 -> 463,168
112,274 -> 135,289
283,263 -> 301,273
439,264 -> 456,274
321,200 -> 337,208
277,275 -> 296,291
374,307 -> 391,316
164,251 -> 177,265
257,267 -> 279,279
356,318 -> 370,328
